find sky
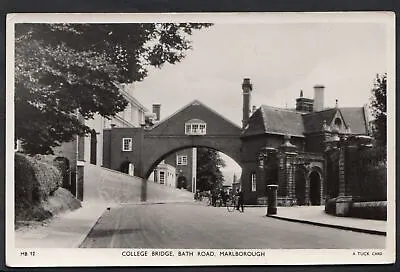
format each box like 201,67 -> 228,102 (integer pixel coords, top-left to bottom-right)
132,18 -> 392,182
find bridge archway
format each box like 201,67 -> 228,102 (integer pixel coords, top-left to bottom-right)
143,143 -> 242,180
140,100 -> 243,180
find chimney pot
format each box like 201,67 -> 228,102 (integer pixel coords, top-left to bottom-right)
242,78 -> 253,129
242,78 -> 253,92
313,85 -> 325,112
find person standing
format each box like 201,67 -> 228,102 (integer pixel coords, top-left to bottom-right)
235,189 -> 244,212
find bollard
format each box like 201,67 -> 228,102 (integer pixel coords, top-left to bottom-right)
267,185 -> 278,215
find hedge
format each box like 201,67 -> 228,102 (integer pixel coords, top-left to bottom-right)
15,153 -> 62,212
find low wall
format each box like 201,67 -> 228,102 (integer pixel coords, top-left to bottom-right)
83,163 -> 193,204
324,197 -> 387,221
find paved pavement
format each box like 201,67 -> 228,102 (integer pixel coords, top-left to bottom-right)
80,203 -> 385,249
15,202 -> 387,249
15,202 -> 109,248
268,206 -> 387,235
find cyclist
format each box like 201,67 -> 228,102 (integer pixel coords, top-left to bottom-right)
220,189 -> 227,206
235,189 -> 244,212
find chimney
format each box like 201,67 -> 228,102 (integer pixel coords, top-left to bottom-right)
313,85 -> 325,112
152,104 -> 161,121
242,78 -> 253,129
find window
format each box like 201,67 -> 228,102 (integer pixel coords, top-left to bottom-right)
185,119 -> 207,135
192,124 -> 199,133
251,173 -> 257,192
122,138 -> 133,151
199,124 -> 206,134
334,118 -> 342,130
177,155 -> 188,166
159,171 -> 165,184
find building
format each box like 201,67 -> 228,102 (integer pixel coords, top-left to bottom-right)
150,160 -> 177,187
51,83 -> 148,199
240,79 -> 370,205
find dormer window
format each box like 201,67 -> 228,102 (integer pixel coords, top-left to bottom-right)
334,118 -> 342,130
185,119 -> 207,135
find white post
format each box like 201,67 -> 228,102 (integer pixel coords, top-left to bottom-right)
192,147 -> 197,193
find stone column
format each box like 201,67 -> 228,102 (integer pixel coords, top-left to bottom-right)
278,155 -> 286,196
338,147 -> 346,197
258,148 -> 267,197
305,173 -> 310,205
319,174 -> 324,205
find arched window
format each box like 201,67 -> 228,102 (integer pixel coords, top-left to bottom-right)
185,119 -> 207,135
334,118 -> 342,130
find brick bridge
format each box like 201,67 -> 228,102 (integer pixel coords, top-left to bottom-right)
103,100 -> 243,200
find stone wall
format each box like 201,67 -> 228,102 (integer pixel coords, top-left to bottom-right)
83,163 -> 193,204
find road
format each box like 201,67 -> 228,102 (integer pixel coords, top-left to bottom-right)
80,202 -> 385,249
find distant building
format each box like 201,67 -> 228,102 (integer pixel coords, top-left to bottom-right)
51,83 -> 148,199
150,160 -> 177,187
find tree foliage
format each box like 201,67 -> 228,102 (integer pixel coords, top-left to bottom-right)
196,148 -> 226,191
370,73 -> 387,146
15,23 -> 211,154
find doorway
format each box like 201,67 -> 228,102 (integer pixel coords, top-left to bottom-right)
295,168 -> 306,205
309,171 -> 321,205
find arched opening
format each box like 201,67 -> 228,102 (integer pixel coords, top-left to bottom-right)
309,171 -> 321,205
177,176 -> 188,189
334,118 -> 342,130
120,161 -> 134,175
295,167 -> 307,205
145,145 -> 242,196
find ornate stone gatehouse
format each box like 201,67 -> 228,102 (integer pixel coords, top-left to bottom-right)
239,79 -> 370,205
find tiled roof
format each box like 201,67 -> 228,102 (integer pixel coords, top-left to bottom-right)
243,105 -> 368,137
339,107 -> 368,134
302,108 -> 337,133
243,105 -> 304,137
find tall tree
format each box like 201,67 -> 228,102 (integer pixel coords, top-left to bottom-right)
370,73 -> 387,146
15,23 -> 211,154
196,148 -> 226,191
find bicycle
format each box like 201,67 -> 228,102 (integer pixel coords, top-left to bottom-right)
226,196 -> 243,212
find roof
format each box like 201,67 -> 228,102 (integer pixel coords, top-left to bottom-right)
339,107 -> 368,134
243,105 -> 305,137
243,105 -> 368,137
302,108 -> 337,133
149,99 -> 241,132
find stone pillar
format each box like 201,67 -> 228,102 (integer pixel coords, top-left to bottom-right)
278,155 -> 286,196
319,175 -> 324,205
267,185 -> 278,215
278,135 -> 297,204
305,173 -> 310,205
285,153 -> 297,200
338,147 -> 346,197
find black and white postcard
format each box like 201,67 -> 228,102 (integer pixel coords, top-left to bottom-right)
5,12 -> 395,266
